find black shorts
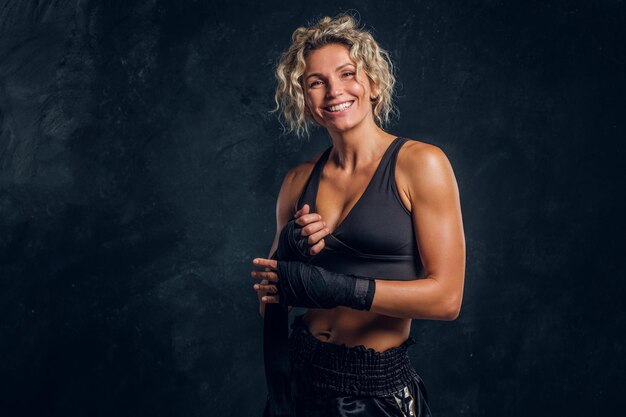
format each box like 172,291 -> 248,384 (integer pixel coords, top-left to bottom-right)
264,314 -> 432,417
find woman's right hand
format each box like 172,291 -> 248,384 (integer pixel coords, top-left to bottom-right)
292,203 -> 330,256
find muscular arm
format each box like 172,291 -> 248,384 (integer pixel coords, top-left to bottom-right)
369,145 -> 466,320
266,151 -> 323,260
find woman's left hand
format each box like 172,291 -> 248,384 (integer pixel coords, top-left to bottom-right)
252,257 -> 280,304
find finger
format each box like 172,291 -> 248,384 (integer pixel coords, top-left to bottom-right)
252,257 -> 278,270
294,203 -> 309,219
255,280 -> 270,298
253,283 -> 278,293
294,204 -> 310,219
295,213 -> 323,226
251,270 -> 278,282
261,294 -> 280,303
309,238 -> 326,255
302,220 -> 327,237
307,226 -> 330,244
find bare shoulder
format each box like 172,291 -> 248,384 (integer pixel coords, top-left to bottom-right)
395,138 -> 459,207
396,139 -> 449,170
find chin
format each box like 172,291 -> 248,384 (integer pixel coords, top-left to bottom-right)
325,118 -> 367,132
325,123 -> 356,133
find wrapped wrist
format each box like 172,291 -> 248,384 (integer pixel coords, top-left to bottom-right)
276,261 -> 376,311
275,219 -> 314,262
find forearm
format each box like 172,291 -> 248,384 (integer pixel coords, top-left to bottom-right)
369,276 -> 462,321
276,261 -> 375,311
274,261 -> 462,319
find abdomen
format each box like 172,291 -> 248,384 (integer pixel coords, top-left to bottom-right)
300,307 -> 412,352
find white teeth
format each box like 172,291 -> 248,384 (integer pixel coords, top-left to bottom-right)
327,101 -> 353,112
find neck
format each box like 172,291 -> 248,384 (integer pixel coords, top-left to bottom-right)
326,117 -> 396,171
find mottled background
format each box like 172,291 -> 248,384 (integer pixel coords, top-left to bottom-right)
1,0 -> 624,416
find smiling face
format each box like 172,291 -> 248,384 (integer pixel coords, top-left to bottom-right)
302,43 -> 379,133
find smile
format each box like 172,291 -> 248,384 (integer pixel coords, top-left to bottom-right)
323,101 -> 354,113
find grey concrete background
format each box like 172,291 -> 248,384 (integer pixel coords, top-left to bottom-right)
1,1 -> 624,416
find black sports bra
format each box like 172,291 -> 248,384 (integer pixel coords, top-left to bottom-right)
296,136 -> 425,281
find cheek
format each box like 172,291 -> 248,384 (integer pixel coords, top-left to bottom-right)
351,81 -> 368,98
305,91 -> 321,107
303,95 -> 317,116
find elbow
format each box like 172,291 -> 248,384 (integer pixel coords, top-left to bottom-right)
442,304 -> 461,321
440,295 -> 462,321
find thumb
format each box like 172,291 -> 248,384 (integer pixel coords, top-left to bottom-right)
295,203 -> 310,218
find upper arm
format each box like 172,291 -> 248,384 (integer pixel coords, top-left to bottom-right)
267,151 -> 325,258
401,144 -> 466,303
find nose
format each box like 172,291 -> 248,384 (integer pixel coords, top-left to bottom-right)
325,76 -> 343,98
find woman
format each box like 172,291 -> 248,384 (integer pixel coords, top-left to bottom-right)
252,13 -> 465,417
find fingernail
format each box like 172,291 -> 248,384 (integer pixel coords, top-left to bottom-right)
254,284 -> 259,290
253,259 -> 259,264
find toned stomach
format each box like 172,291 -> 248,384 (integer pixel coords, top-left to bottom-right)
301,306 -> 412,352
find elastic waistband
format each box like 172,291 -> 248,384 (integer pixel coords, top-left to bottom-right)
288,314 -> 419,397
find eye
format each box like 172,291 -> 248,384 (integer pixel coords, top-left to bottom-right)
309,80 -> 323,88
342,71 -> 355,77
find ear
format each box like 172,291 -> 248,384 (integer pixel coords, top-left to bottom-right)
368,78 -> 380,101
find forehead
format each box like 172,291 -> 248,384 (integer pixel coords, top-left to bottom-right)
304,43 -> 356,72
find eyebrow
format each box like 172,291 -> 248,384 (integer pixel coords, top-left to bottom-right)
304,63 -> 355,80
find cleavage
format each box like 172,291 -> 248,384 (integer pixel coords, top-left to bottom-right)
315,163 -> 379,234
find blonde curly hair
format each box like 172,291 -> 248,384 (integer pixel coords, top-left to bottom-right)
271,12 -> 398,138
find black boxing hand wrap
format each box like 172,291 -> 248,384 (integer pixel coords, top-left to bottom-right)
275,261 -> 376,311
275,219 -> 315,262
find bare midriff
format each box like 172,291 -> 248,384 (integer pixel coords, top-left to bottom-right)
301,307 -> 412,352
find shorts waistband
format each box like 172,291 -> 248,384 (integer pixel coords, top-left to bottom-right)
288,314 -> 420,397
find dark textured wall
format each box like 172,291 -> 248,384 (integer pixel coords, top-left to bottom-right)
1,1 -> 624,416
